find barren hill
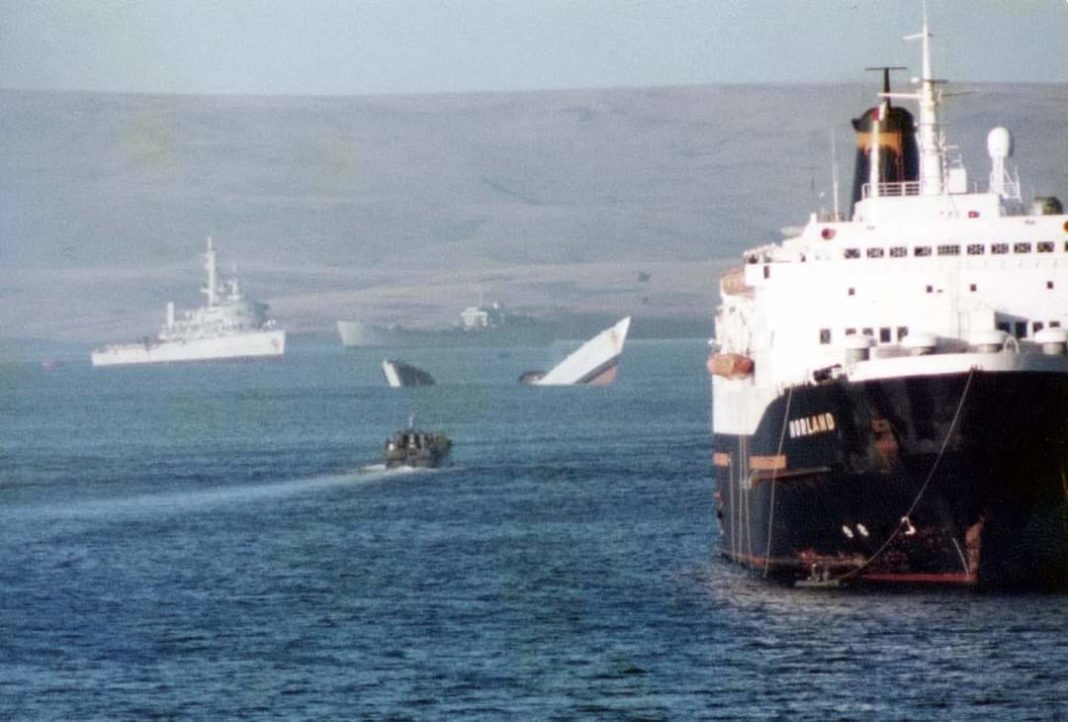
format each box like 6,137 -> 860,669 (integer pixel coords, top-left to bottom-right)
2,83 -> 1065,343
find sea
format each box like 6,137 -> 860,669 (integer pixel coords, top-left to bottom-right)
2,338 -> 1068,720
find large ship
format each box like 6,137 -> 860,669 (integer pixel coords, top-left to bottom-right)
710,20 -> 1068,589
337,300 -> 552,348
91,237 -> 285,367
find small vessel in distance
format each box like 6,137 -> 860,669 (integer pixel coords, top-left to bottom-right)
520,316 -> 630,385
384,426 -> 452,468
711,18 -> 1068,589
338,300 -> 552,348
91,237 -> 285,367
381,359 -> 435,387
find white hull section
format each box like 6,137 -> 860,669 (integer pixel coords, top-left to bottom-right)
536,316 -> 631,386
91,330 -> 285,367
382,360 -> 402,388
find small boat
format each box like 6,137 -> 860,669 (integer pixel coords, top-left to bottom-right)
384,426 -> 452,468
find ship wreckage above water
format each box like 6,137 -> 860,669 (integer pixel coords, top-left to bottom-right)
519,317 -> 631,386
378,317 -> 632,388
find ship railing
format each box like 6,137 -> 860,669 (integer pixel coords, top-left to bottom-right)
861,181 -> 921,199
995,179 -> 1022,200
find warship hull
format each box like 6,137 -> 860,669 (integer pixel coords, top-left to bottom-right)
91,329 -> 286,367
714,369 -> 1068,589
338,319 -> 552,349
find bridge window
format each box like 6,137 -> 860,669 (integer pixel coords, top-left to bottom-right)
866,248 -> 885,258
937,245 -> 960,256
969,283 -> 977,292
1014,242 -> 1033,254
967,244 -> 985,255
890,246 -> 907,258
1048,281 -> 1055,290
848,287 -> 855,296
1038,241 -> 1055,253
844,248 -> 860,259
992,243 -> 1009,254
1015,321 -> 1027,338
897,326 -> 909,341
914,246 -> 932,257
845,328 -> 856,336
819,329 -> 831,344
879,328 -> 891,343
1034,321 -> 1046,333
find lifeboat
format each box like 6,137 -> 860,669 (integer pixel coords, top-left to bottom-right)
719,268 -> 752,296
708,352 -> 754,379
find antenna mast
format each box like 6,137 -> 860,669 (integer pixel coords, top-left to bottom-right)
203,236 -> 219,307
831,130 -> 840,219
907,8 -> 944,195
880,7 -> 945,196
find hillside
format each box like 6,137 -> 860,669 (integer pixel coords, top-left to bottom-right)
1,84 -> 1066,343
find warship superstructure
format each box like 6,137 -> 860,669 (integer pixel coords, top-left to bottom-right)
711,20 -> 1068,588
91,237 -> 285,367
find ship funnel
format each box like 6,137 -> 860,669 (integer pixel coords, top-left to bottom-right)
850,67 -> 919,214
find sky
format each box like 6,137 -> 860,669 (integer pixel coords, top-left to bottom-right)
1,0 -> 1067,96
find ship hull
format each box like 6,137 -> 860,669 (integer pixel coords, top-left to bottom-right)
337,320 -> 552,349
714,370 -> 1068,589
91,330 -> 286,367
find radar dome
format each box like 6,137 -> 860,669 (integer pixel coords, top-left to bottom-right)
987,127 -> 1013,159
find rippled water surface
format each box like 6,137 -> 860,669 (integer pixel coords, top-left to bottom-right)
2,340 -> 1067,720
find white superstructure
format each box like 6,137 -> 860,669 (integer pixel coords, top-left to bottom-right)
91,237 -> 285,367
712,18 -> 1068,435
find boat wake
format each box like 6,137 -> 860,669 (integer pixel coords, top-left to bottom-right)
358,463 -> 438,475
4,470 -> 383,524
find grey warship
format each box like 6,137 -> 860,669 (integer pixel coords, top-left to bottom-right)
338,300 -> 552,349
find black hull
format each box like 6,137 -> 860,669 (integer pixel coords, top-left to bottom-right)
714,371 -> 1068,589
